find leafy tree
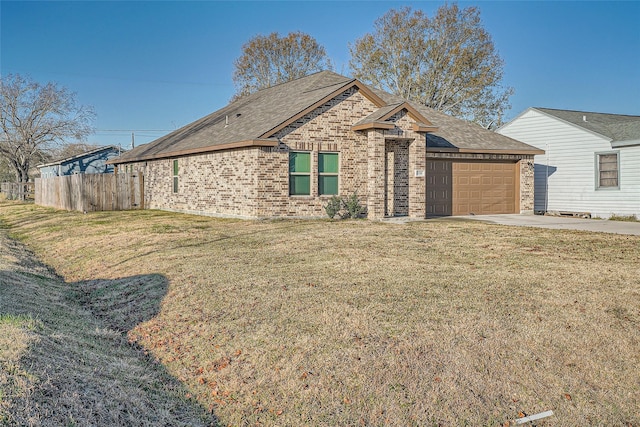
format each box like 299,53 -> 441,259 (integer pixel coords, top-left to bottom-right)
349,5 -> 513,128
232,31 -> 331,98
0,74 -> 95,183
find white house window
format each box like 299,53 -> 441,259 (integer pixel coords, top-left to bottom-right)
596,152 -> 619,189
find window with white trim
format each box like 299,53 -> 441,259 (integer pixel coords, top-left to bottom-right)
596,152 -> 619,189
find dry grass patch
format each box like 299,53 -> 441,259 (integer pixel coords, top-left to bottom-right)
1,201 -> 639,426
609,214 -> 639,222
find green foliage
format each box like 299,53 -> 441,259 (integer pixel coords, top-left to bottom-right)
0,313 -> 39,330
323,195 -> 342,219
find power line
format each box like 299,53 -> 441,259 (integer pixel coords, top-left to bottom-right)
96,129 -> 173,132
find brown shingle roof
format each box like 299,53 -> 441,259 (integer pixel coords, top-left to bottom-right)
114,71 -> 541,164
368,88 -> 541,153
115,71 -> 358,162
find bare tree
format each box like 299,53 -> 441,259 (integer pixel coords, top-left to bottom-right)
49,142 -> 102,161
349,5 -> 513,128
232,31 -> 331,99
0,156 -> 14,182
0,74 -> 95,183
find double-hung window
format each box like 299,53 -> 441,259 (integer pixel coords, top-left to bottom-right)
596,152 -> 619,189
289,152 -> 311,195
318,152 -> 339,195
172,159 -> 179,193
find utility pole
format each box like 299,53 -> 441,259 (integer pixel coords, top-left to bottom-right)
131,132 -> 135,149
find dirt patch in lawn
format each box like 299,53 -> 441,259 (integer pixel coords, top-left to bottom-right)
1,201 -> 638,426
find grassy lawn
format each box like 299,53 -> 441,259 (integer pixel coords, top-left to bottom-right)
0,205 -> 213,426
0,201 -> 638,426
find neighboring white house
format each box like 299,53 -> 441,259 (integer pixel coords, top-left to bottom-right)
497,108 -> 640,218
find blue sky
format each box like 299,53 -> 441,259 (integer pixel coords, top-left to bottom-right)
2,1 -> 639,148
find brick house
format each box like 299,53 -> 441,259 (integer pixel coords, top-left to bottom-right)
110,71 -> 542,219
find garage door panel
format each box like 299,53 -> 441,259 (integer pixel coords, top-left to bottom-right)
428,160 -> 517,216
426,160 -> 453,216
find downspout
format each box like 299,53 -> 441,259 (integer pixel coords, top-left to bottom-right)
545,143 -> 549,214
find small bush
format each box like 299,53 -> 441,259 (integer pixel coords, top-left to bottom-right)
323,195 -> 342,219
323,193 -> 366,219
609,214 -> 639,222
341,192 -> 365,219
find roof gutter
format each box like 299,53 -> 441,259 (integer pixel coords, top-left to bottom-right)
107,139 -> 279,165
611,139 -> 640,148
427,147 -> 545,156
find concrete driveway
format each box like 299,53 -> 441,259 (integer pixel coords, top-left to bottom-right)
457,214 -> 640,236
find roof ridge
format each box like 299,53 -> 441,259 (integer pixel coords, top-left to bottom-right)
301,70 -> 353,93
535,107 -> 640,119
252,69 -> 334,94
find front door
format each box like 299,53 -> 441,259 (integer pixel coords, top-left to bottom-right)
385,140 -> 410,217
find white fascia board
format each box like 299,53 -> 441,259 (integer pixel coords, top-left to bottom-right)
611,139 -> 640,148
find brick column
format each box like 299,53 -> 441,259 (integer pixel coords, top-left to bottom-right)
367,129 -> 386,219
519,156 -> 535,213
408,133 -> 427,218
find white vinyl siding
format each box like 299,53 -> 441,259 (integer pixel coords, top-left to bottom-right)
498,109 -> 640,218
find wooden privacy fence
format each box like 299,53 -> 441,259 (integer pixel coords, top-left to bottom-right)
1,182 -> 35,200
35,173 -> 144,212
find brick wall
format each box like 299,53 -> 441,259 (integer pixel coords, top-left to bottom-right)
519,155 -> 535,213
135,149 -> 262,217
256,87 -> 378,217
395,112 -> 427,218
